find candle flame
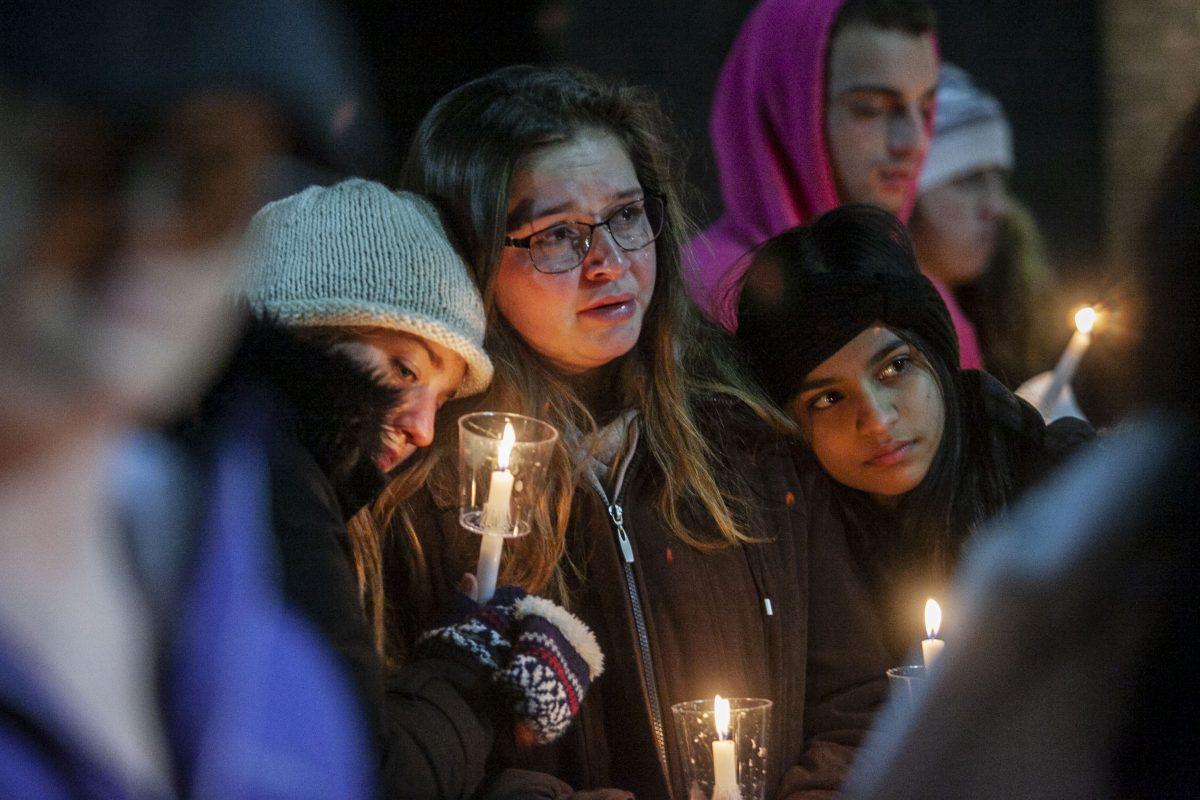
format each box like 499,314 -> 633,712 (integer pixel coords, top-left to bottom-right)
1074,306 -> 1097,334
925,598 -> 942,639
714,694 -> 730,739
497,421 -> 516,471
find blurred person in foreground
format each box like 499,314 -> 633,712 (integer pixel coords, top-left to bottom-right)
842,99 -> 1200,800
0,1 -> 381,797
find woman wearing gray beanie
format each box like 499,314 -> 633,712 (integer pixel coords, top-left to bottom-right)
206,178 -> 604,799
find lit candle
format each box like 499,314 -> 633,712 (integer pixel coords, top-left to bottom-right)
1038,306 -> 1096,415
712,695 -> 742,800
475,421 -> 515,603
922,598 -> 944,669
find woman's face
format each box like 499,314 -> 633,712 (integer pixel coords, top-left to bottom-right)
333,330 -> 466,472
788,325 -> 944,504
912,168 -> 1010,287
495,127 -> 657,375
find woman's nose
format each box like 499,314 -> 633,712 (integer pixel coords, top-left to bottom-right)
392,389 -> 437,448
580,225 -> 629,281
857,388 -> 899,436
981,174 -> 1010,220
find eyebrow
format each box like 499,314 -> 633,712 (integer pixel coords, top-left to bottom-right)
505,187 -> 644,232
799,336 -> 907,392
411,337 -> 443,370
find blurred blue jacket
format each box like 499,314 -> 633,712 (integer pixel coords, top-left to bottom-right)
0,400 -> 373,799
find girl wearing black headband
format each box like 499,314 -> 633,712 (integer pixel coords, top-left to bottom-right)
735,204 -> 1094,658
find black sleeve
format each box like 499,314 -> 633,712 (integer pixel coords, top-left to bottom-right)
268,433 -> 386,746
376,492 -> 513,800
380,657 -> 501,800
964,369 -> 1096,493
782,486 -> 892,799
1042,415 -> 1096,463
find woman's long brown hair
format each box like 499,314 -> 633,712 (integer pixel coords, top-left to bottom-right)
385,65 -> 787,628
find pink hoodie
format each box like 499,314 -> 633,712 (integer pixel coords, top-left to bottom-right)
685,0 -> 981,369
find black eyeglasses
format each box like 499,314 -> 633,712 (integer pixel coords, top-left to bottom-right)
503,194 -> 666,274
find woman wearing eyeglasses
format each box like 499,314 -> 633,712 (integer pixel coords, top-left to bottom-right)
389,64 -> 878,799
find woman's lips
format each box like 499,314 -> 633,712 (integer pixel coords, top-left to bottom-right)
866,440 -> 915,467
579,294 -> 636,322
377,432 -> 411,473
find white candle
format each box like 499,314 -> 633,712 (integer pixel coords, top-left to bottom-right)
712,695 -> 742,800
1038,307 -> 1096,414
475,422 -> 515,603
922,598 -> 945,669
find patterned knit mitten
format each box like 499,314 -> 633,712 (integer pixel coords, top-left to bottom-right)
412,586 -> 527,671
497,595 -> 605,746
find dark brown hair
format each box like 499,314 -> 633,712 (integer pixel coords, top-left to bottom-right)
831,0 -> 937,39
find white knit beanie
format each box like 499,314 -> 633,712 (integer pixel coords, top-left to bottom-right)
240,178 -> 493,396
918,64 -> 1014,194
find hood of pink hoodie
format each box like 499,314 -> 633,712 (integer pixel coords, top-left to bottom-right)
685,0 -> 933,331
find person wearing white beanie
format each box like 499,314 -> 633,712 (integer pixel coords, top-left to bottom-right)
912,63 -> 1013,290
911,65 -> 1072,412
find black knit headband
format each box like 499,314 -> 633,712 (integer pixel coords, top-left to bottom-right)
737,270 -> 959,407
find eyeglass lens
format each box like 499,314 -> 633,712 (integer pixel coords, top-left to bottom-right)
529,196 -> 663,273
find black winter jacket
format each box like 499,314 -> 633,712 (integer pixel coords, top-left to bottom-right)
391,399 -> 887,799
830,369 -> 1097,663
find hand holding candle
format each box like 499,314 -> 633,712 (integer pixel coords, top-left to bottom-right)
1038,306 -> 1097,415
474,421 -> 516,603
712,695 -> 742,800
922,598 -> 945,669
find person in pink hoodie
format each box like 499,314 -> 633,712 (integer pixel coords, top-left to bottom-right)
688,0 -> 991,371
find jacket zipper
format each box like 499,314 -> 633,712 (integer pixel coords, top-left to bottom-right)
584,434 -> 672,794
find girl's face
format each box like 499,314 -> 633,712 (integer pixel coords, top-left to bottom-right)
494,127 -> 657,375
333,330 -> 466,472
912,168 -> 1010,287
789,325 -> 944,504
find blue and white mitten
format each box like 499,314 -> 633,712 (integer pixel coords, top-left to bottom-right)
497,596 -> 605,746
413,586 -> 527,671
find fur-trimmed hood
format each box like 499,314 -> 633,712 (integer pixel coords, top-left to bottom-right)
212,312 -> 400,518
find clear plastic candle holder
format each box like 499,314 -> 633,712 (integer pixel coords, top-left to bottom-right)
885,664 -> 928,706
457,412 -> 559,538
670,697 -> 772,800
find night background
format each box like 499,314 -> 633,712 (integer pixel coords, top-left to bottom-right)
344,1 -> 1195,279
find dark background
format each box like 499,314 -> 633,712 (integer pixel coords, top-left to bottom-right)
343,0 -> 1105,281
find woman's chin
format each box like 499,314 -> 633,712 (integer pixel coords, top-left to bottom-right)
865,472 -> 926,505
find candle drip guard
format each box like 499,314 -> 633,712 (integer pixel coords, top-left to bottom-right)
457,412 -> 559,539
670,697 -> 772,800
885,664 -> 929,706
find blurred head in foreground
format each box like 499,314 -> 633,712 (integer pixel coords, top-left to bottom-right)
0,0 -> 378,468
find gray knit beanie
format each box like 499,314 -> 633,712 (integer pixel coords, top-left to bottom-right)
240,178 -> 493,396
918,64 -> 1014,194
